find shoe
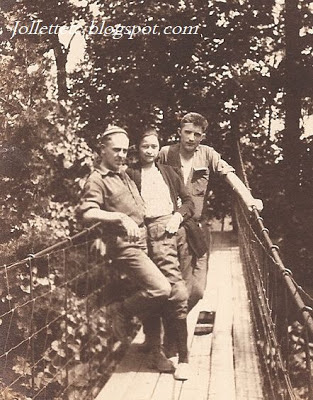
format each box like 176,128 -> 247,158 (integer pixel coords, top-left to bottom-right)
147,349 -> 175,373
106,302 -> 130,343
168,355 -> 179,369
174,362 -> 190,381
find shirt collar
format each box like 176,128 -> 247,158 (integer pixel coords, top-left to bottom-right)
179,143 -> 200,154
94,165 -> 123,177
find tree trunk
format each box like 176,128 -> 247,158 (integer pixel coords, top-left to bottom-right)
283,0 -> 302,210
282,0 -> 303,271
51,37 -> 68,102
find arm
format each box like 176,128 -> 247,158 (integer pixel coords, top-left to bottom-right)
158,146 -> 168,164
225,172 -> 263,212
83,208 -> 125,224
175,173 -> 194,220
163,167 -> 195,234
84,209 -> 125,256
206,147 -> 263,212
79,174 -> 141,241
83,208 -> 141,242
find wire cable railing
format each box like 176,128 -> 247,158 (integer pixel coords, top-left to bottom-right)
234,139 -> 313,400
0,223 -> 135,400
2,142 -> 313,399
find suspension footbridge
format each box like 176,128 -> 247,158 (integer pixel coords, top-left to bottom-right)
1,149 -> 313,400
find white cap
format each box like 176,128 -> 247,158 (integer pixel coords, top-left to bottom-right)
98,125 -> 128,139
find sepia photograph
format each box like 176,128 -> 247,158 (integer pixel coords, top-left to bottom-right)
0,0 -> 313,399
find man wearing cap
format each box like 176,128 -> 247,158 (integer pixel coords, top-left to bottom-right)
78,126 -> 173,371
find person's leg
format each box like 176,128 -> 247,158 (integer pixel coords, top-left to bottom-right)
188,221 -> 211,311
107,228 -> 171,343
119,224 -> 177,371
187,252 -> 208,311
146,216 -> 189,374
141,314 -> 162,352
140,219 -> 184,355
146,217 -> 188,317
174,318 -> 190,380
116,229 -> 171,317
176,226 -> 198,310
176,226 -> 194,293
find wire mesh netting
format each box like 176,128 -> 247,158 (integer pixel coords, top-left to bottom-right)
235,140 -> 313,400
0,225 -> 134,400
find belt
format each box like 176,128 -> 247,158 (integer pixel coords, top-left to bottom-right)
144,214 -> 172,224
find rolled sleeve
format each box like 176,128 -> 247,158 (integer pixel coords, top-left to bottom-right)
78,173 -> 104,216
208,148 -> 235,176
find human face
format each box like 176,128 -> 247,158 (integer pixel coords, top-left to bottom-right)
179,123 -> 205,154
138,134 -> 160,166
100,133 -> 129,171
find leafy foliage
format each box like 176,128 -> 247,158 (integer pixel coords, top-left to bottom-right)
0,0 -> 313,397
0,238 -> 139,399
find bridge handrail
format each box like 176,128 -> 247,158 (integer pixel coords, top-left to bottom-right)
0,220 -> 133,399
236,139 -> 313,336
251,206 -> 313,336
1,222 -> 102,270
235,138 -> 313,400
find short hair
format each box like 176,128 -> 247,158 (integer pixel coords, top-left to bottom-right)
180,112 -> 208,132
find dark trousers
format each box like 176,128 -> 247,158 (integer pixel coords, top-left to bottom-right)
108,226 -> 171,319
143,215 -> 189,350
177,222 -> 211,311
146,215 -> 188,319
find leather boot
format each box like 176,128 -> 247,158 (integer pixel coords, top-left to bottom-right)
147,346 -> 175,373
106,302 -> 130,343
174,318 -> 190,381
163,317 -> 178,358
139,315 -> 162,353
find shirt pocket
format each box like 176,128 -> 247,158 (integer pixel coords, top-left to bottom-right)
192,168 -> 210,196
104,186 -> 133,212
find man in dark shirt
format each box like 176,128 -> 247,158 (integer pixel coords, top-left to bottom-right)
78,126 -> 173,371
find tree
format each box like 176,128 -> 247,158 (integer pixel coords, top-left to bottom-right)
72,0 -> 276,220
270,0 -> 313,281
0,3 -> 93,250
3,0 -> 89,101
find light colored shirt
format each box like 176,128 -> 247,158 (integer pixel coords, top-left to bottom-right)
141,165 -> 174,218
180,154 -> 193,185
78,166 -> 145,226
159,143 -> 235,220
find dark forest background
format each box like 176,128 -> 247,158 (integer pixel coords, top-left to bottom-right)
0,0 -> 312,289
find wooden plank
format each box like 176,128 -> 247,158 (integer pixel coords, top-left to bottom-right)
95,330 -> 147,400
178,334 -> 212,400
208,246 -> 236,400
231,247 -> 264,400
123,369 -> 160,400
176,235 -> 217,400
150,374 -> 182,400
96,231 -> 265,400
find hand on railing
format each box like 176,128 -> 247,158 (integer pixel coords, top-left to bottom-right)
247,198 -> 263,213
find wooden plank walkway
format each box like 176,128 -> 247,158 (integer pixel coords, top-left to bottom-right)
95,231 -> 264,400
